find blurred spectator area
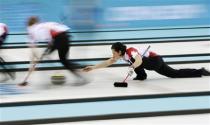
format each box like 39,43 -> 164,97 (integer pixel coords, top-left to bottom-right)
0,0 -> 210,44
0,0 -> 210,32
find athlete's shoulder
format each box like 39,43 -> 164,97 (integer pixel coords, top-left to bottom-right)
0,23 -> 7,27
126,47 -> 138,54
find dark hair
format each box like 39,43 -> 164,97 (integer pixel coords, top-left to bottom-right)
111,42 -> 127,55
27,16 -> 39,26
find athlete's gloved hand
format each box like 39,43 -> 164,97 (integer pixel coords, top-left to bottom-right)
127,67 -> 134,76
43,47 -> 51,56
42,41 -> 54,56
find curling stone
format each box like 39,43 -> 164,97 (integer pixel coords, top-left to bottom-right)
51,73 -> 66,85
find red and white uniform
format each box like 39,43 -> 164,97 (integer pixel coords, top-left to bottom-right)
27,22 -> 70,43
123,47 -> 157,63
0,23 -> 8,36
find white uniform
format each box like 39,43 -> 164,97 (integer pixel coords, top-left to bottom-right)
27,22 -> 70,43
123,47 -> 157,63
0,23 -> 8,36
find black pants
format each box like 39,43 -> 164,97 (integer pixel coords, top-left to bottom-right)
0,33 -> 7,47
134,56 -> 202,80
0,33 -> 13,77
47,32 -> 79,73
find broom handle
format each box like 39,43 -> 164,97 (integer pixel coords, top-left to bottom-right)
142,45 -> 151,58
22,53 -> 45,82
123,74 -> 130,82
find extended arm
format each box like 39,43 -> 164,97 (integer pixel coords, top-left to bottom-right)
83,57 -> 118,72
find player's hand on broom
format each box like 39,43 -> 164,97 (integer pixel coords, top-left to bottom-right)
127,67 -> 134,76
83,66 -> 95,72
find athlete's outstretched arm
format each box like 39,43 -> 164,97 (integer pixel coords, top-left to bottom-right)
83,57 -> 118,72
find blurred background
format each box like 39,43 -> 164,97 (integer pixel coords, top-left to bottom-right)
0,0 -> 210,44
0,0 -> 210,125
0,0 -> 210,33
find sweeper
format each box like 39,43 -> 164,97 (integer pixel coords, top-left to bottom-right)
19,16 -> 87,86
